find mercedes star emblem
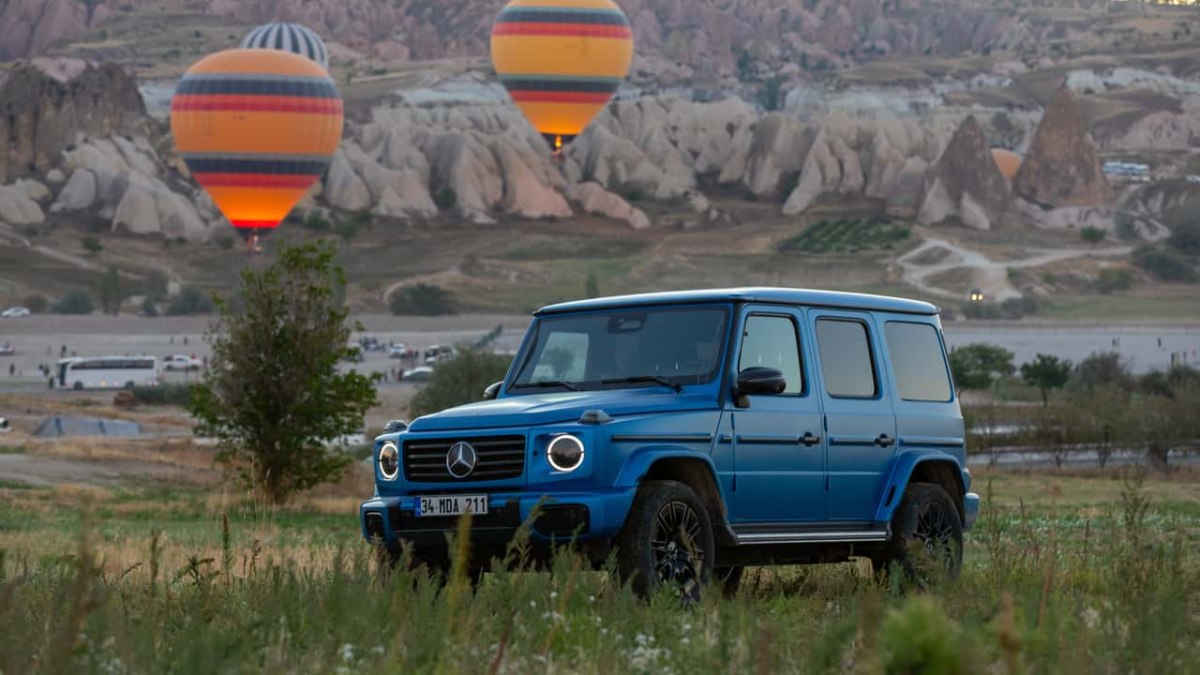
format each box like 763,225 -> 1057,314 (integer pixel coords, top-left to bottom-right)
446,441 -> 478,479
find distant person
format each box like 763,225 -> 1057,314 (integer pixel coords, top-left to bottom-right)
60,345 -> 67,357
8,363 -> 13,377
183,336 -> 189,346
1158,337 -> 1163,349
48,376 -> 54,389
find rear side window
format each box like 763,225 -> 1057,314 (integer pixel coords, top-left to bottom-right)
884,322 -> 953,402
739,315 -> 803,394
815,319 -> 878,398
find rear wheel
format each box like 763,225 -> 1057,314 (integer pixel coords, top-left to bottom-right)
872,483 -> 962,588
72,381 -> 83,391
617,480 -> 714,601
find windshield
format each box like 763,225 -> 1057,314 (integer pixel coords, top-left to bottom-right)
511,306 -> 730,391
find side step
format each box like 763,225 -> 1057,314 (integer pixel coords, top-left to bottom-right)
733,525 -> 889,546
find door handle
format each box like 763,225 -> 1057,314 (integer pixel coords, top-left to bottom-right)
800,432 -> 822,447
874,434 -> 894,448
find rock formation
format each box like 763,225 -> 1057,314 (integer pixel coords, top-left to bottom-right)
1013,86 -> 1112,209
0,59 -> 147,184
918,116 -> 1016,230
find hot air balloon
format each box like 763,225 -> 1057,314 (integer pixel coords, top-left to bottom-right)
490,0 -> 634,157
991,148 -> 1022,181
170,49 -> 343,251
242,22 -> 330,72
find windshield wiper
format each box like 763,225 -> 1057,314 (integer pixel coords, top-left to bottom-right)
601,375 -> 683,393
514,380 -> 581,392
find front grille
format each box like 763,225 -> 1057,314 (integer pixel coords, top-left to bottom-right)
402,435 -> 526,482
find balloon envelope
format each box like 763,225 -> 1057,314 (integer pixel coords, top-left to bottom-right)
170,49 -> 343,233
991,148 -> 1022,181
242,22 -> 330,71
490,0 -> 634,150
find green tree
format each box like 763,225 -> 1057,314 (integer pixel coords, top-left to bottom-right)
82,236 -> 102,255
947,344 -> 1015,390
1096,268 -> 1133,294
409,347 -> 512,418
1133,246 -> 1197,282
1168,217 -> 1200,255
389,283 -> 458,316
187,241 -> 378,505
53,290 -> 94,315
99,266 -> 122,316
584,270 -> 599,299
1021,354 -> 1073,406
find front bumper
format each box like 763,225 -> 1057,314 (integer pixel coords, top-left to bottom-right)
963,491 -> 980,530
360,487 -> 638,552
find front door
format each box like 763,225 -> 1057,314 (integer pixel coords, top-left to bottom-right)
729,307 -> 827,523
809,311 -> 897,522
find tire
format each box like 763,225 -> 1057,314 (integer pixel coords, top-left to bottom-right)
73,381 -> 83,391
872,483 -> 963,589
617,480 -> 715,601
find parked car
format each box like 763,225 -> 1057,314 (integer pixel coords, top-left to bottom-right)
361,288 -> 978,599
1,306 -> 31,318
0,343 -> 13,356
389,343 -> 410,359
162,354 -> 202,372
423,345 -> 455,365
400,366 -> 435,383
0,417 -> 9,433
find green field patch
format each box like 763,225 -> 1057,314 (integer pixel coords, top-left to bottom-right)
778,218 -> 911,255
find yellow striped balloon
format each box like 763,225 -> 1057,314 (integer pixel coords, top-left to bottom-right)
490,0 -> 634,152
170,49 -> 343,235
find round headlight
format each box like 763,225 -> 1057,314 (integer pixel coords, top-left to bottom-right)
379,442 -> 399,480
547,434 -> 585,473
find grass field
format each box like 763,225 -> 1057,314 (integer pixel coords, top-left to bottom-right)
1,469 -> 1197,673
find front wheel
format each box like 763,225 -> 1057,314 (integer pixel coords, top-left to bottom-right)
872,483 -> 963,588
617,480 -> 714,601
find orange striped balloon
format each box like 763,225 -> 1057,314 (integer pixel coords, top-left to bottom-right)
490,0 -> 634,152
170,49 -> 343,233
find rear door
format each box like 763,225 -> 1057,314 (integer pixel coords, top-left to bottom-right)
728,306 -> 826,523
808,311 -> 897,522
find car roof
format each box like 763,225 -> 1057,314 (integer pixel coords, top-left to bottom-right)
535,287 -> 939,317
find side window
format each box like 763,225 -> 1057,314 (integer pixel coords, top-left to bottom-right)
738,315 -> 803,394
530,332 -> 588,382
884,322 -> 953,402
815,319 -> 878,398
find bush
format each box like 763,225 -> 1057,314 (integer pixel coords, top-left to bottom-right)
131,383 -> 195,407
1080,226 -> 1106,244
1021,353 -> 1073,406
1071,352 -> 1132,391
409,348 -> 512,418
166,286 -> 215,316
1096,268 -> 1133,294
389,283 -> 458,316
1000,295 -> 1037,320
433,187 -> 457,209
53,291 -> 94,315
21,295 -> 48,314
1167,218 -> 1200,256
141,296 -> 159,317
1132,246 -> 1197,283
81,236 -> 102,255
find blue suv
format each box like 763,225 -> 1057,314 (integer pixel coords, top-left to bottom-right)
361,288 -> 979,596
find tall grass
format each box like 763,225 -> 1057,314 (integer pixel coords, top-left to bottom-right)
0,476 -> 1197,673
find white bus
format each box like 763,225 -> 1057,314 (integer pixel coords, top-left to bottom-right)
56,356 -> 159,390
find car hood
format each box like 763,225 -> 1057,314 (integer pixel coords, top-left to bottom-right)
407,388 -> 718,432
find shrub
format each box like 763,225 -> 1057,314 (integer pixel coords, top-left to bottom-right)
1071,352 -> 1132,391
1096,268 -> 1133,294
1000,295 -> 1037,320
81,236 -> 102,254
409,348 -> 512,418
166,286 -> 215,316
389,283 -> 458,316
1021,353 -> 1073,406
433,187 -> 457,209
1167,218 -> 1200,256
1132,246 -> 1197,283
131,383 -> 195,407
53,290 -> 94,315
1081,226 -> 1106,244
21,295 -> 48,314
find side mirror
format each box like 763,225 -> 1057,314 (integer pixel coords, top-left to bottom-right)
735,367 -> 786,407
383,419 -> 408,433
483,381 -> 503,400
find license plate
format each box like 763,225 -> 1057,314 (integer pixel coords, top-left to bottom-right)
416,495 -> 489,517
